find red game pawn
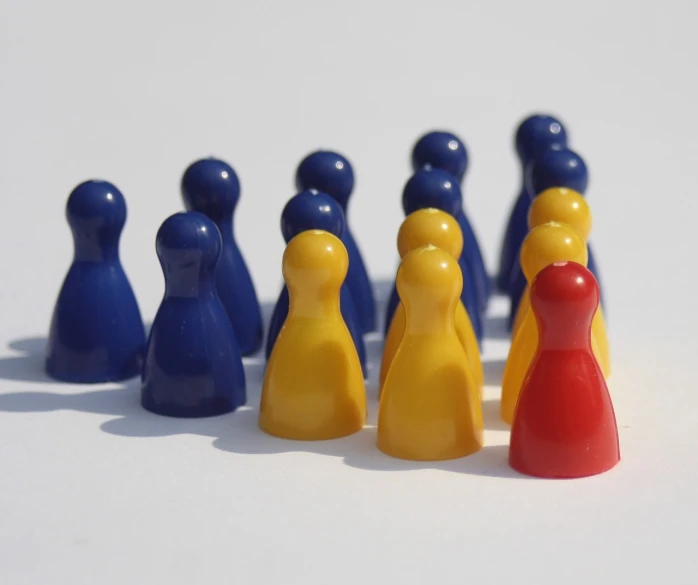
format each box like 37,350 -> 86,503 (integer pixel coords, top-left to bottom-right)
509,261 -> 620,479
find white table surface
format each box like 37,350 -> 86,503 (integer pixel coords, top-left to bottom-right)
1,1 -> 697,583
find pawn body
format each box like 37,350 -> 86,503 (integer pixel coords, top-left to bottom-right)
378,246 -> 483,461
509,262 -> 619,478
46,180 -> 145,383
141,212 -> 246,417
260,230 -> 366,440
181,158 -> 262,355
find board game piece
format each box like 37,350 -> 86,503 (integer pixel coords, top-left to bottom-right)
259,230 -> 366,440
141,212 -> 246,417
45,180 -> 146,383
509,261 -> 620,478
395,169 -> 483,342
500,222 -> 590,424
495,114 -> 568,293
379,209 -> 482,396
410,131 -> 490,310
181,157 -> 263,356
265,190 -> 367,377
295,151 -> 376,334
377,245 -> 483,461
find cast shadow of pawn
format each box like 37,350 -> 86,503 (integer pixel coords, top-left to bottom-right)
481,398 -> 511,432
483,358 -> 506,387
0,337 -> 59,384
483,314 -> 511,341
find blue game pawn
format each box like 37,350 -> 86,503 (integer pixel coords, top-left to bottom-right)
495,114 -> 568,293
265,190 -> 368,377
141,212 -> 246,417
411,130 -> 490,311
296,151 -> 376,334
384,169 -> 483,343
181,158 -> 262,356
46,180 -> 146,383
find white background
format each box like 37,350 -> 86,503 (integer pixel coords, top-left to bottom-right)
1,1 -> 697,583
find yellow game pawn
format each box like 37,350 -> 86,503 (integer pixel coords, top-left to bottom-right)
379,209 -> 482,398
501,221 -> 602,425
259,230 -> 366,440
377,245 -> 483,461
511,188 -> 611,377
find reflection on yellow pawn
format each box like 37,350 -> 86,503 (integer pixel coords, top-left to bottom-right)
377,245 -> 483,461
512,188 -> 611,377
259,230 -> 366,440
501,222 -> 592,424
379,209 -> 482,397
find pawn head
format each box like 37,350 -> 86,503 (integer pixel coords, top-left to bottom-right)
515,114 -> 568,165
528,187 -> 592,241
402,169 -> 463,218
411,131 -> 468,182
156,211 -> 222,274
397,208 -> 463,260
520,221 -> 588,285
283,230 -> 348,295
531,261 -> 600,329
397,245 -> 463,310
529,147 -> 588,196
181,158 -> 241,221
295,151 -> 355,209
280,189 -> 345,244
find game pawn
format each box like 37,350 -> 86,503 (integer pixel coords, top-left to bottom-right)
259,230 -> 366,440
265,189 -> 367,377
296,150 -> 376,334
509,261 -> 620,478
181,158 -> 263,356
386,168 -> 482,342
45,180 -> 146,383
411,130 -> 490,311
380,208 -> 483,397
496,114 -> 568,294
141,212 -> 246,417
377,245 -> 483,461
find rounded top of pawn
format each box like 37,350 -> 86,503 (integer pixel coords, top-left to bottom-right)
397,245 -> 462,308
283,230 -> 348,294
529,147 -> 588,195
295,151 -> 355,207
281,189 -> 346,244
531,261 -> 599,325
181,157 -> 241,220
528,187 -> 592,240
411,131 -> 468,182
402,169 -> 462,217
66,179 -> 127,235
520,222 -> 588,284
515,114 -> 568,165
397,208 -> 463,260
156,211 -> 222,270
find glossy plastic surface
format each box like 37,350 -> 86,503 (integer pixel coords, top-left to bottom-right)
509,261 -> 620,478
141,212 -> 246,417
528,147 -> 589,196
295,151 -> 376,334
496,114 -> 568,292
377,246 -> 483,461
259,230 -> 366,440
46,180 -> 146,383
379,209 -> 482,395
181,158 -> 262,355
264,190 -> 367,377
411,130 -> 468,183
398,169 -> 483,342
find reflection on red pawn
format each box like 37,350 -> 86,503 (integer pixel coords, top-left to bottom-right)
509,261 -> 620,478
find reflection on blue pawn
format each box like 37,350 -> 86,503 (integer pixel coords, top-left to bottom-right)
384,169 -> 483,344
141,212 -> 246,418
46,180 -> 146,383
411,130 -> 490,308
496,114 -> 568,293
296,151 -> 376,334
265,190 -> 368,377
181,158 -> 263,356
